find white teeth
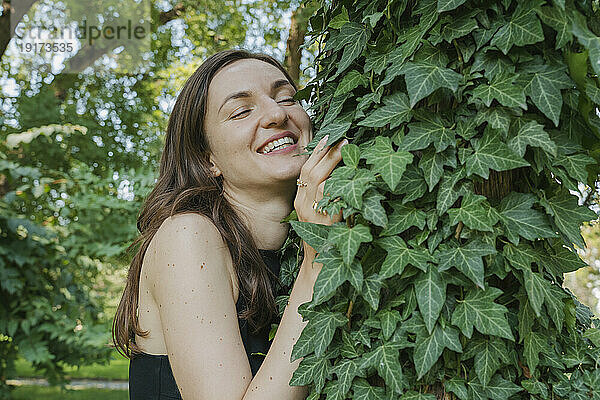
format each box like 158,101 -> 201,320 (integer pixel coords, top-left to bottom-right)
261,136 -> 295,154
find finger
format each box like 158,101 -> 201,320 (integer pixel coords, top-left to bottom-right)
310,139 -> 347,182
315,181 -> 325,202
300,135 -> 330,175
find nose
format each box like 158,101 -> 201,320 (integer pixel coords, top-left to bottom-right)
260,98 -> 288,128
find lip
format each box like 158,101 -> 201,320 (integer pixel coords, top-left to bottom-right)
257,131 -> 298,153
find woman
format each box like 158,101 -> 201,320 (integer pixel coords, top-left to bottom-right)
112,49 -> 348,399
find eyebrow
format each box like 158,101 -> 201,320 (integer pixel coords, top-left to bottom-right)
218,79 -> 294,114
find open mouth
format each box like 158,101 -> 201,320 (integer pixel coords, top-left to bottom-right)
257,136 -> 298,154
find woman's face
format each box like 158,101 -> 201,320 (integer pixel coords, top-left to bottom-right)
203,58 -> 312,193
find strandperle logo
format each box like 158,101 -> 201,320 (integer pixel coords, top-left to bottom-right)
9,0 -> 150,73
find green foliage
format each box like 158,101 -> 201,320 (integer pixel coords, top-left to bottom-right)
11,386 -> 127,400
0,125 -> 131,398
8,352 -> 128,381
286,0 -> 600,398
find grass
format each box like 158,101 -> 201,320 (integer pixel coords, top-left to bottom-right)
8,351 -> 128,381
11,386 -> 127,399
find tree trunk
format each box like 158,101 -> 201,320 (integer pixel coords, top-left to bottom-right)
284,5 -> 308,85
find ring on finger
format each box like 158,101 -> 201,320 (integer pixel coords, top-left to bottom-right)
312,199 -> 328,216
312,199 -> 319,211
296,178 -> 308,187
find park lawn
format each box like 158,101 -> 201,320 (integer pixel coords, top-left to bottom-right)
9,351 -> 128,380
12,386 -> 127,399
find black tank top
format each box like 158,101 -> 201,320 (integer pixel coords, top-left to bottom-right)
129,248 -> 283,399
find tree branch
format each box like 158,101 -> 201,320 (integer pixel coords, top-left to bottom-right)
159,3 -> 185,25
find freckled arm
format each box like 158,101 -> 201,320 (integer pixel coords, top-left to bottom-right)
241,244 -> 321,400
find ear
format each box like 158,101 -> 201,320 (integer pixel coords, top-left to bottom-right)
208,154 -> 222,178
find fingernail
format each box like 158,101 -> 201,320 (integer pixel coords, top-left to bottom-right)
341,139 -> 349,146
322,134 -> 329,143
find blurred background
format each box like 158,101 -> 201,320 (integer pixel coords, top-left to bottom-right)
0,0 -> 598,398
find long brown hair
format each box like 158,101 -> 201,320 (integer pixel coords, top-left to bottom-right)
112,49 -> 299,358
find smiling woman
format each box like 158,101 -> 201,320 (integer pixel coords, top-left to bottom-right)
112,49 -> 348,400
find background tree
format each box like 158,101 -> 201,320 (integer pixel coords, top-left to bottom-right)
284,0 -> 600,398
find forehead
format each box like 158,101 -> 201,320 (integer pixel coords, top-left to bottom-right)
207,59 -> 290,105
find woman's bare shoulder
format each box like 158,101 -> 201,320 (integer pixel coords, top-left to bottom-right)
149,212 -> 224,249
144,213 -> 230,273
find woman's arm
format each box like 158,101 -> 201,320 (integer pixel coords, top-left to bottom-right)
241,242 -> 321,400
148,213 -> 254,399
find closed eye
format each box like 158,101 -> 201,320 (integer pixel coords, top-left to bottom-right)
231,109 -> 250,118
231,98 -> 296,118
278,97 -> 297,104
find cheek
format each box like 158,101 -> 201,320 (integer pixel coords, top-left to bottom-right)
291,108 -> 312,132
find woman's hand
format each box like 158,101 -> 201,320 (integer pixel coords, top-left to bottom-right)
294,135 -> 348,227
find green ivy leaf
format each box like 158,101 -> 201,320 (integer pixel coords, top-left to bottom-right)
552,153 -> 596,183
451,286 -> 514,340
463,336 -> 509,386
380,202 -> 427,237
289,221 -> 331,253
398,62 -> 463,107
523,65 -> 572,126
413,321 -> 462,379
357,92 -> 412,129
437,0 -> 467,12
341,143 -> 360,168
402,113 -> 455,152
363,136 -> 413,191
436,167 -> 467,215
498,192 -> 557,244
377,309 -> 402,340
571,11 -> 600,77
377,236 -> 435,279
360,342 -> 405,393
313,249 -> 364,304
352,378 -> 387,400
362,273 -> 384,310
419,147 -> 455,192
447,191 -> 500,233
415,263 -> 447,334
292,309 -> 348,360
329,6 -> 349,29
484,374 -> 524,399
319,121 -> 352,146
331,358 -> 361,398
329,223 -> 372,265
290,353 -> 329,392
490,2 -> 544,55
362,190 -> 388,228
326,168 -> 376,209
471,71 -> 527,109
401,391 -> 437,399
508,120 -> 557,158
334,70 -> 369,97
524,330 -> 547,375
465,127 -> 530,179
541,189 -> 597,249
337,23 -> 369,73
521,379 -> 549,399
437,239 -> 497,289
444,376 -> 468,400
442,14 -> 478,43
537,6 -> 570,49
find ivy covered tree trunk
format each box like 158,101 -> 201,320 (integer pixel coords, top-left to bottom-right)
284,0 -> 600,398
